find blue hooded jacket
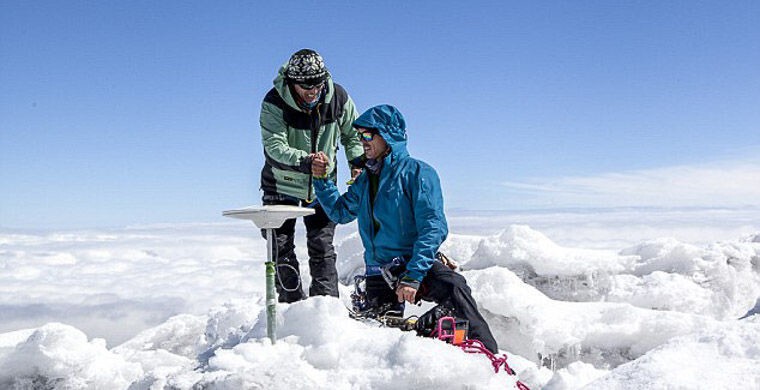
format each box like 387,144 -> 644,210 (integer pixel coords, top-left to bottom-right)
314,104 -> 448,284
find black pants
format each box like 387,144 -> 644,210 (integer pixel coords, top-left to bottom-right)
262,194 -> 338,303
365,261 -> 499,353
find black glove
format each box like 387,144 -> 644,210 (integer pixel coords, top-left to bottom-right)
298,155 -> 314,174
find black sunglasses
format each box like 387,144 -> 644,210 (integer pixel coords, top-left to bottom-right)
296,81 -> 325,90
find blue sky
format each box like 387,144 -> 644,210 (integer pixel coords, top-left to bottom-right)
1,1 -> 759,229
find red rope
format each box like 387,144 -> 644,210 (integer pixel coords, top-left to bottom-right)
459,339 -> 530,389
433,317 -> 530,389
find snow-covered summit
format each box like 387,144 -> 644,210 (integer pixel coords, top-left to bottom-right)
1,209 -> 759,389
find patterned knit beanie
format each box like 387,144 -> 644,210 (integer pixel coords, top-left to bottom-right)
286,49 -> 330,82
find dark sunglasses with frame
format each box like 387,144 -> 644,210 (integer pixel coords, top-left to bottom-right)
357,128 -> 378,142
295,80 -> 325,90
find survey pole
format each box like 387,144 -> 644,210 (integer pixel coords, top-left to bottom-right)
222,205 -> 315,344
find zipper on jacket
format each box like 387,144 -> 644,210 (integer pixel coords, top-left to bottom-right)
367,153 -> 393,266
365,184 -> 377,264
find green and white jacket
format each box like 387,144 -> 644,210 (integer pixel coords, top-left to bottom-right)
259,63 -> 363,200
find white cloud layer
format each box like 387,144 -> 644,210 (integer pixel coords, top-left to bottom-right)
1,210 -> 759,389
502,157 -> 760,208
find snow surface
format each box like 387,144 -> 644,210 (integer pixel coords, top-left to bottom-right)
1,208 -> 759,389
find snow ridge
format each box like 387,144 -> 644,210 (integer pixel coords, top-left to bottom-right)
1,220 -> 759,389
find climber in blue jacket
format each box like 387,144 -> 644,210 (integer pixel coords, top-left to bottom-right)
312,104 -> 498,353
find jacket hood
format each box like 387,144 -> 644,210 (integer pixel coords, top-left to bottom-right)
353,104 -> 408,157
273,62 -> 335,110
